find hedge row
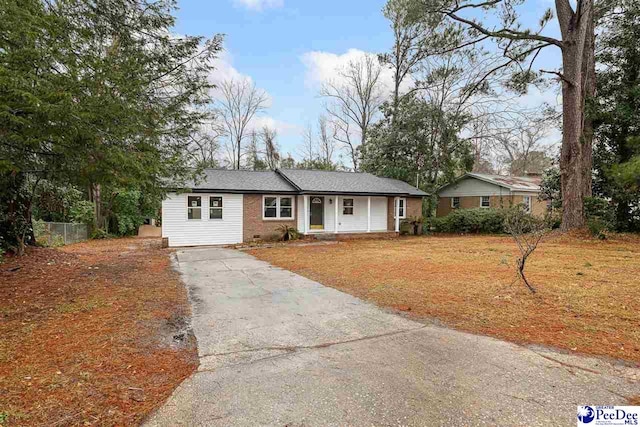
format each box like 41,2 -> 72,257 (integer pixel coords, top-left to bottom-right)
426,208 -> 516,234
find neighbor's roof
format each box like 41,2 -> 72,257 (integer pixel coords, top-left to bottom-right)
438,172 -> 542,193
277,169 -> 429,196
184,169 -> 297,193
178,168 -> 428,196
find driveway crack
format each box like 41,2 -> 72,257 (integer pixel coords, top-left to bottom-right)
199,325 -> 426,359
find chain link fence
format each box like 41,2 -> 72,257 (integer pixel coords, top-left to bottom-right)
35,222 -> 88,246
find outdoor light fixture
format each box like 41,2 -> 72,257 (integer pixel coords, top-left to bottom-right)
329,198 -> 333,204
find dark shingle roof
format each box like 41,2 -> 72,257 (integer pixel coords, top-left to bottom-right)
378,177 -> 429,197
177,168 -> 427,196
185,169 -> 297,193
278,169 -> 428,196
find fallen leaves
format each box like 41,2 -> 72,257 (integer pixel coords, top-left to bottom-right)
0,238 -> 196,426
249,233 -> 640,363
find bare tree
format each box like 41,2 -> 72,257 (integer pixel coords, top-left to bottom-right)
298,124 -> 317,163
491,118 -> 554,175
188,119 -> 225,168
504,208 -> 551,294
245,130 -> 264,170
321,54 -> 385,171
261,126 -> 280,170
317,115 -> 336,166
218,79 -> 268,169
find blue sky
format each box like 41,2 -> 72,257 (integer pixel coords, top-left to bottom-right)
173,0 -> 563,164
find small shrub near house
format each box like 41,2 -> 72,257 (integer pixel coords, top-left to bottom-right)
427,208 -> 510,234
277,225 -> 300,241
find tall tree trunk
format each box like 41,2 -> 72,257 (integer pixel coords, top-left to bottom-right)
557,0 -> 594,231
581,19 -> 596,199
560,45 -> 586,230
90,183 -> 103,229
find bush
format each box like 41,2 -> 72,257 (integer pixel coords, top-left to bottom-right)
277,225 -> 299,241
426,208 -> 511,234
584,196 -> 615,238
90,228 -> 112,240
70,200 -> 95,226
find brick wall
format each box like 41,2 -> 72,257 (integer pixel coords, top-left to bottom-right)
386,197 -> 423,231
243,194 -> 297,242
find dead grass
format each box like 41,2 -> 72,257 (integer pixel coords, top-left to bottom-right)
249,233 -> 640,364
0,238 -> 196,426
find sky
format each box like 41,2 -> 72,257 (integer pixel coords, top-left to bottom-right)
172,0 -> 564,165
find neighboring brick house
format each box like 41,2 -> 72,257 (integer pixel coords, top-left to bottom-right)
162,169 -> 427,247
436,172 -> 547,218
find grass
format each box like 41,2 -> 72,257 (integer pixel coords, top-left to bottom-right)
248,233 -> 640,364
0,238 -> 196,426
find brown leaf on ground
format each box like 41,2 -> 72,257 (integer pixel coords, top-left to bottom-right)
249,234 -> 640,364
0,238 -> 196,426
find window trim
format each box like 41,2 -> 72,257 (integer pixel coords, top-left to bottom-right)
187,195 -> 202,221
262,195 -> 295,220
480,196 -> 490,208
451,197 -> 460,209
342,198 -> 354,215
209,196 -> 223,220
394,197 -> 407,219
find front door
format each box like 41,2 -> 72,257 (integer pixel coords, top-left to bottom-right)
309,196 -> 324,230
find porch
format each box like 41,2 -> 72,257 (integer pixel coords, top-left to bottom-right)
296,194 -> 404,236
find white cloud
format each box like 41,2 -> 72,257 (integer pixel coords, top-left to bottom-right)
234,0 -> 283,11
300,48 -> 408,96
248,116 -> 302,137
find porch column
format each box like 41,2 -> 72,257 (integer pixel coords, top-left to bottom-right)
334,196 -> 339,233
394,197 -> 400,233
303,195 -> 309,234
367,196 -> 371,232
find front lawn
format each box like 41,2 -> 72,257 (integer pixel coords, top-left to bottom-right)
0,238 -> 196,426
249,234 -> 640,363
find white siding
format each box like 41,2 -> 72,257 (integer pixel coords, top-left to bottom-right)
162,193 -> 243,247
296,195 -> 305,231
370,197 -> 388,231
333,196 -> 387,233
324,196 -> 336,231
439,177 -> 511,197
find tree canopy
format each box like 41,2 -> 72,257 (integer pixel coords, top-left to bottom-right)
0,0 -> 222,252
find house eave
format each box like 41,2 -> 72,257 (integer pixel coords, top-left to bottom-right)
166,188 -> 427,197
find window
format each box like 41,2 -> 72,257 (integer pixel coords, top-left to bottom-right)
264,197 -> 277,218
451,197 -> 460,209
209,196 -> 223,219
395,198 -> 406,219
187,196 -> 201,220
343,198 -> 354,215
481,196 -> 490,208
280,197 -> 292,218
523,196 -> 532,213
263,196 -> 294,219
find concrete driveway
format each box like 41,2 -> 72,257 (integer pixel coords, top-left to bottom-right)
146,247 -> 638,427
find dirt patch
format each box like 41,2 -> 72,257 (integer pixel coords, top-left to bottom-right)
0,238 -> 197,426
249,234 -> 640,364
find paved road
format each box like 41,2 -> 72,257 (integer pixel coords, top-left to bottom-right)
146,247 -> 638,427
